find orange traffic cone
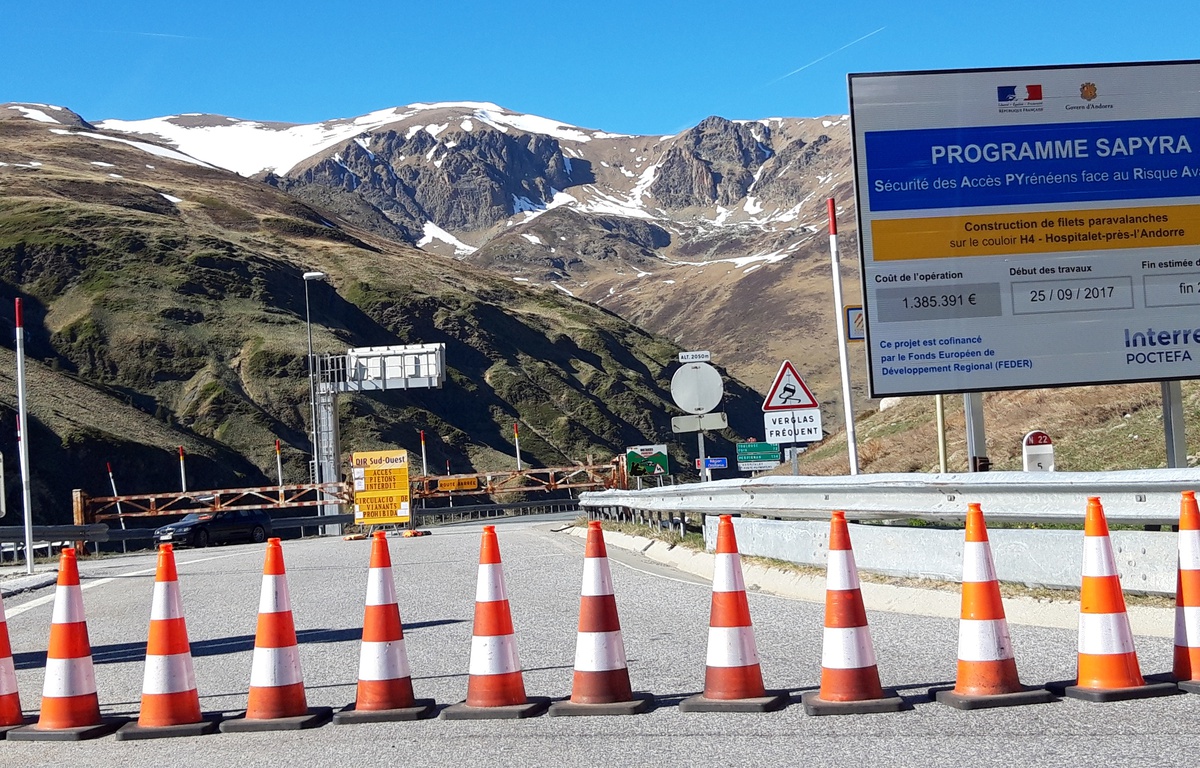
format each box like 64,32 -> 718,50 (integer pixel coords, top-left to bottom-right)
9,548 -> 122,741
220,538 -> 332,732
802,511 -> 904,715
334,532 -> 435,723
1176,491 -> 1200,694
933,504 -> 1054,709
116,544 -> 220,740
680,515 -> 787,713
0,589 -> 32,736
549,521 -> 652,716
1050,497 -> 1178,702
441,525 -> 549,719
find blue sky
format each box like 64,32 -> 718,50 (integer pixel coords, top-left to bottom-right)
4,0 -> 1200,134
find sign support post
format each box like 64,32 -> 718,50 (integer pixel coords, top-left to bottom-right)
15,299 -> 35,574
827,199 -> 860,475
1163,381 -> 1186,468
964,394 -> 989,471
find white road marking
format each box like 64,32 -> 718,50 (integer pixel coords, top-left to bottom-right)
4,551 -> 253,620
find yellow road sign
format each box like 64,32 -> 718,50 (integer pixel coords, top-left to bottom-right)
351,449 -> 410,524
438,476 -> 479,492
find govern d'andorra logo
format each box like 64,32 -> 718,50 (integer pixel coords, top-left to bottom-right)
1067,81 -> 1113,111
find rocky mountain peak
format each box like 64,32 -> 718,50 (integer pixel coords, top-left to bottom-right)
647,115 -> 773,210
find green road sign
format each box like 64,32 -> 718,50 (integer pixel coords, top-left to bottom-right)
736,441 -> 780,471
625,444 -> 669,477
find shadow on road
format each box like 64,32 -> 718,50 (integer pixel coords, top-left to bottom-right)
12,618 -> 466,669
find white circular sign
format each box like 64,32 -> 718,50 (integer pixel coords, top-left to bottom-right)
670,363 -> 723,414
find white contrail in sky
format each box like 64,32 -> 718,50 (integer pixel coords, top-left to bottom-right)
765,27 -> 886,86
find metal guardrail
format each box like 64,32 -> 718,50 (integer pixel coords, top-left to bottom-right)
414,500 -> 580,526
578,468 -> 1200,526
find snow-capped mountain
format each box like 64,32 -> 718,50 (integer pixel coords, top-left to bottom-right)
92,101 -> 860,398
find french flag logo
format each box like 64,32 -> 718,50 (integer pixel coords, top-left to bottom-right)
998,85 -> 1043,103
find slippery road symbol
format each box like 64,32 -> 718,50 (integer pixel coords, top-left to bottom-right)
778,382 -> 801,404
762,360 -> 819,411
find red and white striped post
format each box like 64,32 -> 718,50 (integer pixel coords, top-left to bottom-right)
419,430 -> 428,477
275,440 -> 284,487
14,300 -> 35,574
107,462 -> 127,554
827,199 -> 859,475
513,423 -> 522,471
177,446 -> 187,493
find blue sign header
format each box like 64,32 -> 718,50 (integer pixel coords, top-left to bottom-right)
865,117 -> 1200,211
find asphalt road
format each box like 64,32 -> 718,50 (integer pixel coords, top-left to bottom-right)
2,518 -> 1197,767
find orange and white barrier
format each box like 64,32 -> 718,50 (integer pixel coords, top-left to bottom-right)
549,521 -> 651,715
442,525 -> 548,719
1054,497 -> 1177,702
680,515 -> 786,712
221,538 -> 331,732
802,511 -> 903,715
9,548 -> 121,741
334,532 -> 434,723
1176,491 -> 1200,693
117,544 -> 219,740
933,504 -> 1053,709
0,590 -> 26,732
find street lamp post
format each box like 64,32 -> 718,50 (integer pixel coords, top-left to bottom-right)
303,271 -> 325,488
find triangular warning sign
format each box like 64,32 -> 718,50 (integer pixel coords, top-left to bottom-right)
762,360 -> 819,411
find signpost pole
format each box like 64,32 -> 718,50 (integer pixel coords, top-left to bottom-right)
935,395 -> 948,473
15,300 -> 35,573
964,394 -> 989,471
791,412 -> 799,476
697,433 -> 708,483
1162,381 -> 1186,468
827,199 -> 859,475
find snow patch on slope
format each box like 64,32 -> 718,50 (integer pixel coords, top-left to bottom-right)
6,104 -> 63,124
99,106 -> 418,176
50,128 -> 215,167
417,221 -> 477,256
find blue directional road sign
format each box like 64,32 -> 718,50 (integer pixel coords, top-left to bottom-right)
694,457 -> 728,469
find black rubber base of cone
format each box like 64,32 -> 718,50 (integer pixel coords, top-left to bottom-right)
439,696 -> 550,720
8,717 -> 125,742
1177,679 -> 1200,694
931,686 -> 1057,711
548,692 -> 654,717
332,699 -> 437,724
1046,679 -> 1181,703
114,713 -> 222,741
0,716 -> 36,739
678,691 -> 790,713
801,690 -> 906,716
219,706 -> 332,733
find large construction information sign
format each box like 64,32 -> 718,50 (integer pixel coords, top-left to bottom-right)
351,449 -> 410,525
849,61 -> 1200,397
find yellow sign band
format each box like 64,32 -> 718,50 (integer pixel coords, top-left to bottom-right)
872,204 -> 1200,261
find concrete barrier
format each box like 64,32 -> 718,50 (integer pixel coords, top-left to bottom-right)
702,516 -> 1177,595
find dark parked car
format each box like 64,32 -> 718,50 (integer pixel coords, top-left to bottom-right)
154,509 -> 272,548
